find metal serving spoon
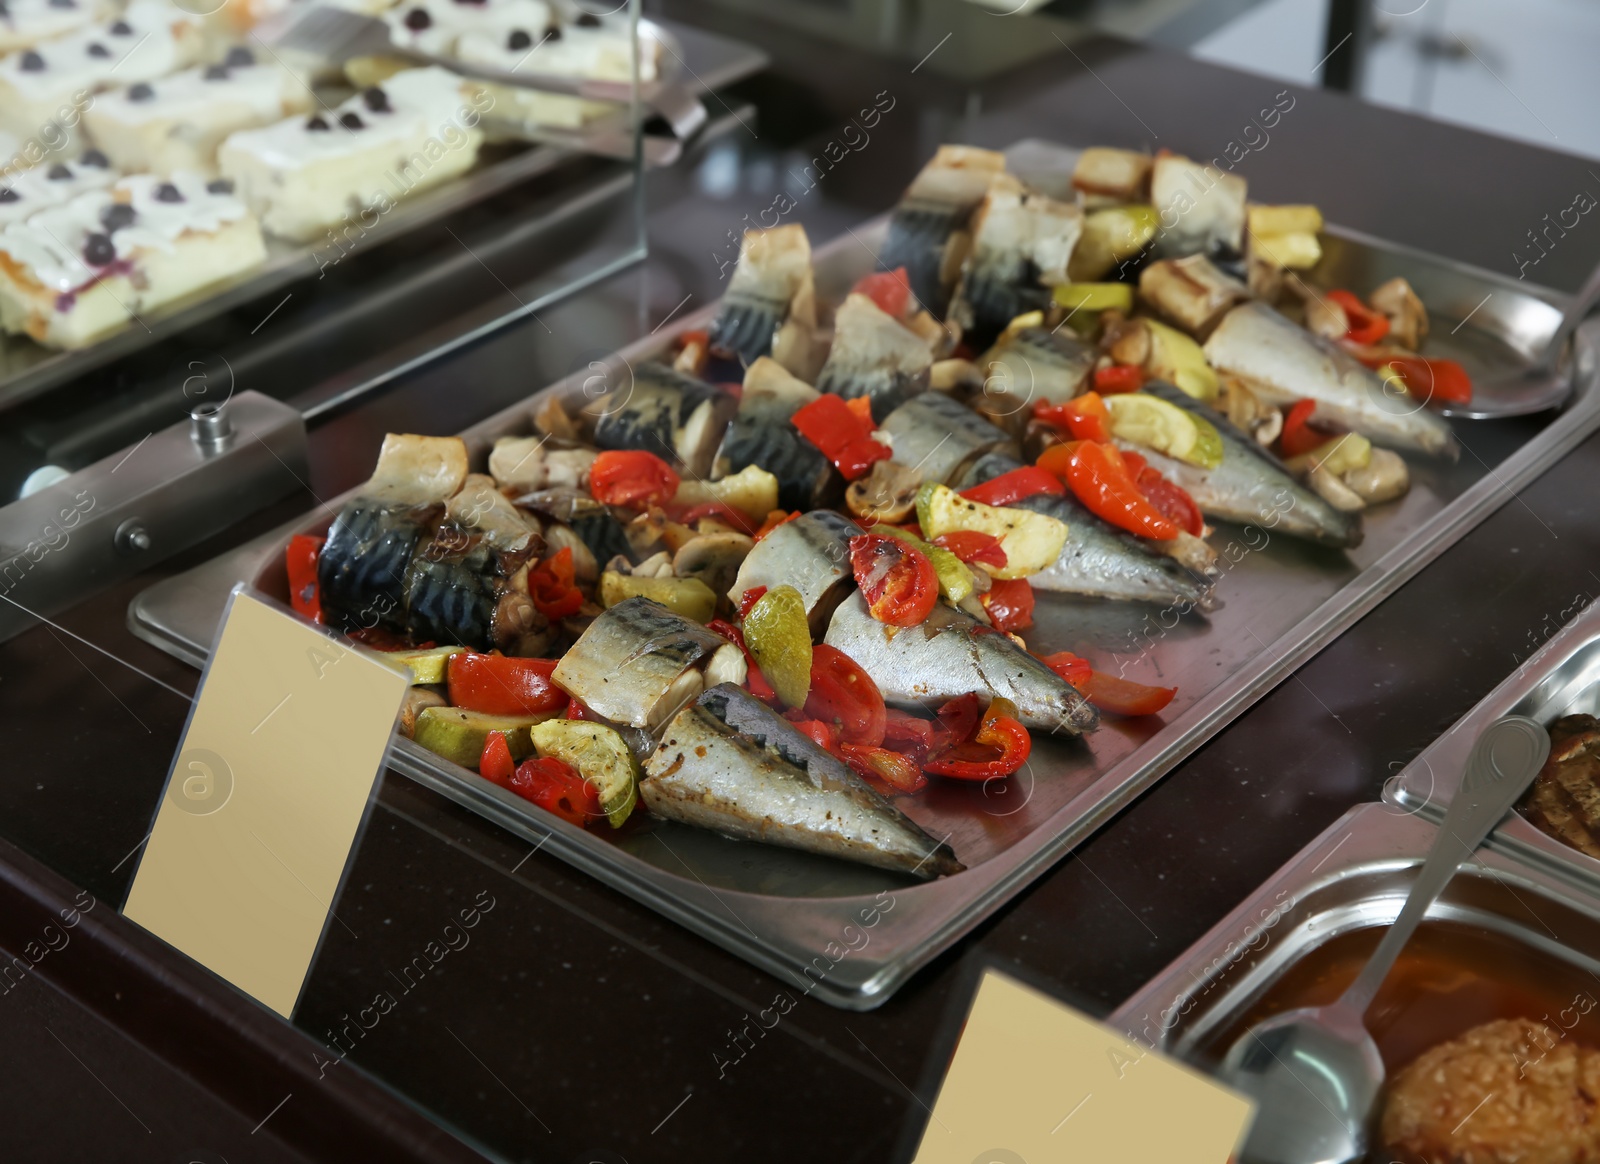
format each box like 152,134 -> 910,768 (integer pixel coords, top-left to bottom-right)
1441,259 -> 1600,418
1217,715 -> 1550,1164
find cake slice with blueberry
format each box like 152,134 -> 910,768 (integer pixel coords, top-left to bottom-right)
0,0 -> 120,56
0,146 -> 115,226
85,49 -> 314,177
0,0 -> 204,148
217,65 -> 483,243
0,170 -> 265,348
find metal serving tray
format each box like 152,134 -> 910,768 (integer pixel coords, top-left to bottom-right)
1386,593 -> 1600,896
0,19 -> 764,415
1110,803 -> 1600,1065
128,140 -> 1600,1009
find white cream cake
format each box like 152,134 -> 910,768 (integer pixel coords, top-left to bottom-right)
84,50 -> 314,176
0,169 -> 266,348
0,146 -> 113,226
0,1 -> 204,147
384,0 -> 552,57
217,65 -> 484,243
0,0 -> 119,55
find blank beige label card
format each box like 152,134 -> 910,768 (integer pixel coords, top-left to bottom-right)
124,589 -> 408,1017
913,971 -> 1254,1163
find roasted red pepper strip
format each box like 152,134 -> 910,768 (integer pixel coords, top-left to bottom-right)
1034,392 -> 1111,443
803,643 -> 887,747
508,756 -> 599,826
754,510 -> 799,541
1134,469 -> 1204,537
936,693 -> 981,745
841,743 -> 928,796
851,267 -> 911,318
1093,364 -> 1145,394
981,577 -> 1035,633
925,696 -> 1032,780
959,465 -> 1067,508
1038,441 -> 1180,541
849,533 -> 939,627
447,652 -> 568,717
1327,289 -> 1390,346
1041,651 -> 1174,715
1038,650 -> 1093,688
529,546 -> 583,621
791,394 -> 892,481
285,534 -> 324,623
1279,399 -> 1328,458
882,708 -> 947,761
479,730 -> 516,786
675,501 -> 756,534
932,530 -> 1008,570
1381,355 -> 1473,406
709,617 -> 779,704
783,712 -> 843,755
589,449 -> 681,508
736,585 -> 767,621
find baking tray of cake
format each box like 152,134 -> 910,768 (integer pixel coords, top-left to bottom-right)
1109,801 -> 1600,1158
1384,593 -> 1600,899
127,139 -> 1600,1010
0,16 -> 765,414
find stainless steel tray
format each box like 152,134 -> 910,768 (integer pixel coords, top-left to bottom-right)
1109,802 -> 1600,1062
128,140 -> 1600,1009
0,19 -> 765,415
1385,592 -> 1600,896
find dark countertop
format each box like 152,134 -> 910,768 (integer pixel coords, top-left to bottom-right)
3,6 -> 1599,1161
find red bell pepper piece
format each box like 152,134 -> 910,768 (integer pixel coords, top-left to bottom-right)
981,577 -> 1035,633
479,730 -> 516,786
1279,399 -> 1329,458
589,449 -> 681,509
447,652 -> 568,717
1326,289 -> 1390,346
736,585 -> 767,621
1038,441 -> 1180,541
1133,469 -> 1204,537
840,743 -> 928,796
1034,392 -> 1110,443
675,501 -> 756,534
882,708 -> 947,761
932,530 -> 1008,571
1381,356 -> 1473,406
783,712 -> 843,755
709,618 -> 778,704
925,696 -> 1032,780
1040,651 -> 1175,715
285,534 -> 324,623
754,510 -> 799,541
508,756 -> 600,826
959,466 -> 1066,508
802,643 -> 887,747
1093,364 -> 1146,395
851,267 -> 912,318
529,546 -> 584,621
790,394 -> 892,481
849,533 -> 939,627
936,693 -> 981,745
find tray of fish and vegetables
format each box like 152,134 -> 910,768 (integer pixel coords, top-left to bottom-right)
129,137 -> 1600,1008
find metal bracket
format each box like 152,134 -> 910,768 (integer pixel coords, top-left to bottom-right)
0,391 -> 308,643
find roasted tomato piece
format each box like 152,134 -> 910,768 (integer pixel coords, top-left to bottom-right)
447,653 -> 568,717
803,644 -> 887,747
981,577 -> 1035,633
589,449 -> 681,508
508,756 -> 599,826
848,533 -> 938,627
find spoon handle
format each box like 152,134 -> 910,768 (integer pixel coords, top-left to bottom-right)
1537,258 -> 1600,372
1337,716 -> 1550,1018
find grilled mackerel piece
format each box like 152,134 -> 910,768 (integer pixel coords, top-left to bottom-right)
876,145 -> 1006,318
590,361 -> 739,479
960,452 -> 1218,610
1520,714 -> 1600,860
714,356 -> 837,511
879,392 -> 1017,485
644,684 -> 964,879
517,486 -> 634,568
949,173 -> 1082,350
1126,382 -> 1364,549
826,592 -> 1098,734
707,224 -> 814,365
978,327 -> 1099,427
814,293 -> 935,423
1204,302 -> 1458,459
727,510 -> 863,637
552,597 -> 745,737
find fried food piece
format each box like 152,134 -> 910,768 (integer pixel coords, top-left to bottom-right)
1519,714 -> 1600,860
1381,1018 -> 1600,1163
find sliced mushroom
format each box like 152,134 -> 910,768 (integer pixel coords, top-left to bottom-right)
674,333 -> 708,377
1343,447 -> 1409,505
534,396 -> 580,442
543,447 -> 596,490
488,435 -> 547,493
930,358 -> 983,393
397,688 -> 448,738
1105,316 -> 1151,367
704,641 -> 749,688
1304,293 -> 1350,341
1309,463 -> 1367,512
673,533 -> 754,599
846,459 -> 924,525
545,523 -> 599,582
446,474 -> 540,551
631,550 -> 675,579
1368,276 -> 1428,350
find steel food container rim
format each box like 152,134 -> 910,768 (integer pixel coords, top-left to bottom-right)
128,178 -> 1600,1010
